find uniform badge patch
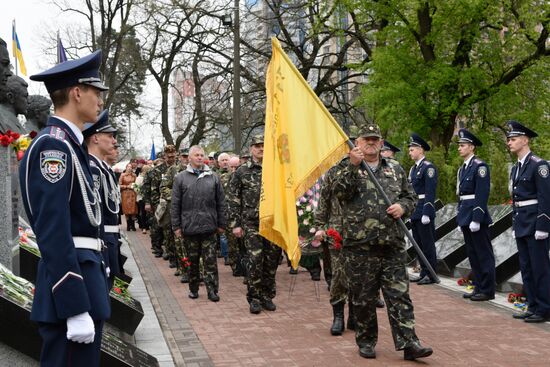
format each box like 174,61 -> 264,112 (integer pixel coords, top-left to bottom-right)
427,167 -> 435,178
478,166 -> 487,178
539,165 -> 549,178
40,150 -> 67,183
93,174 -> 101,191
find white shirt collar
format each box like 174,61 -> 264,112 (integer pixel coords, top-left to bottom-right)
53,115 -> 84,145
463,154 -> 475,167
518,150 -> 531,165
415,156 -> 425,166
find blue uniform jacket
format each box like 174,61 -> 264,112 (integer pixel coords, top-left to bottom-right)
409,159 -> 438,220
457,156 -> 492,227
19,117 -> 111,323
510,152 -> 550,237
89,154 -> 119,227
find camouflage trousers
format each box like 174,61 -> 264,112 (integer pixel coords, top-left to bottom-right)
149,215 -> 164,253
185,233 -> 219,293
244,227 -> 281,303
162,225 -> 177,263
329,248 -> 349,305
344,244 -> 419,350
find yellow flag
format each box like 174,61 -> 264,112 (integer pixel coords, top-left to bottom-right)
259,37 -> 349,269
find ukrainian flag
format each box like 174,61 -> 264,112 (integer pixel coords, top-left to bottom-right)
12,20 -> 27,76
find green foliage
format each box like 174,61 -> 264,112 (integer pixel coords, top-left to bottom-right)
351,0 -> 549,151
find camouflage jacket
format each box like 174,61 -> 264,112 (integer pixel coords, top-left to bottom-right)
218,168 -> 231,192
141,168 -> 154,206
333,157 -> 417,246
226,159 -> 262,228
160,162 -> 186,202
314,157 -> 348,233
148,162 -> 171,207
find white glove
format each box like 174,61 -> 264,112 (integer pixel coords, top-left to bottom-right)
535,231 -> 549,240
106,267 -> 111,277
66,312 -> 95,344
469,221 -> 480,233
421,215 -> 430,225
457,226 -> 462,232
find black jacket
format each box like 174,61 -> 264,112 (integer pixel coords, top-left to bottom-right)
171,165 -> 226,235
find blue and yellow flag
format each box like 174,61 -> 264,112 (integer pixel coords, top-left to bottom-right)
259,38 -> 349,269
12,20 -> 27,76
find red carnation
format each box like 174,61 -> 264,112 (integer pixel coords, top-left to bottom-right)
29,131 -> 38,139
0,135 -> 11,147
114,287 -> 122,294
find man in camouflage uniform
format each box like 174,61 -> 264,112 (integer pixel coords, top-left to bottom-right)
315,155 -> 353,335
144,147 -> 176,261
217,152 -> 231,264
223,155 -> 246,276
330,123 -> 433,360
143,157 -> 163,257
154,146 -> 177,267
227,135 -> 281,314
159,147 -> 189,281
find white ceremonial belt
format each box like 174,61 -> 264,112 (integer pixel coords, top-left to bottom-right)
417,194 -> 426,199
104,225 -> 120,233
514,199 -> 538,207
459,194 -> 475,200
73,237 -> 102,251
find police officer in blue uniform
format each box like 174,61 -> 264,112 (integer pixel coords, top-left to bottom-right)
19,50 -> 110,366
456,128 -> 495,301
506,120 -> 550,322
407,134 -> 438,284
83,110 -> 121,288
381,140 -> 401,160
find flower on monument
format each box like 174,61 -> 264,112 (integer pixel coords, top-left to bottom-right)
29,131 -> 38,139
0,130 -> 35,159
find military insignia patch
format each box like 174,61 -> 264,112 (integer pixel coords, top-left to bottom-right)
427,167 -> 435,178
478,166 -> 487,178
538,165 -> 549,178
93,174 -> 101,191
40,150 -> 67,183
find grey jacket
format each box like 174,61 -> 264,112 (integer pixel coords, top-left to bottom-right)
171,165 -> 226,235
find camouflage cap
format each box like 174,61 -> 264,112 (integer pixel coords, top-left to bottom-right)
250,134 -> 264,146
179,147 -> 189,156
358,123 -> 382,139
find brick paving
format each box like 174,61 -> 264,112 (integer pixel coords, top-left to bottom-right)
127,230 -> 550,366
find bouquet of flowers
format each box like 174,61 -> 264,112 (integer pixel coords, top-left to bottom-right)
0,263 -> 35,309
131,182 -> 141,195
110,277 -> 133,303
19,226 -> 40,257
0,130 -> 36,160
296,185 -> 323,256
180,257 -> 191,271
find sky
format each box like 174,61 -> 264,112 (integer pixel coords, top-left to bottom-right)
1,1 -> 165,158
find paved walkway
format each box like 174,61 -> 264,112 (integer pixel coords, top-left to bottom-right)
126,230 -> 550,366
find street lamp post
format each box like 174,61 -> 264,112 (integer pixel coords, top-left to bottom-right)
232,0 -> 242,154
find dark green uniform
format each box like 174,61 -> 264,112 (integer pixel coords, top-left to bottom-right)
315,158 -> 348,305
148,162 -> 171,259
227,159 -> 281,305
160,162 -> 187,271
142,166 -> 163,255
333,156 -> 420,350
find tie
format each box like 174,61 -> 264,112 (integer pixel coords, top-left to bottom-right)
515,162 -> 522,180
460,163 -> 466,180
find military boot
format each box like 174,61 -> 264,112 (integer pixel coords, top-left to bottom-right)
347,302 -> 356,330
330,302 -> 345,335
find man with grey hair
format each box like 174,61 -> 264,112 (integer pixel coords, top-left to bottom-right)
172,145 -> 226,301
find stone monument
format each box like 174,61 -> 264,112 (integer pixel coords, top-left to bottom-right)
25,95 -> 51,132
0,38 -> 25,134
0,39 -> 23,270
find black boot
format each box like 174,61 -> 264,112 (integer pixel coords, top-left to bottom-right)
347,302 -> 356,330
330,303 -> 345,335
126,218 -> 131,231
